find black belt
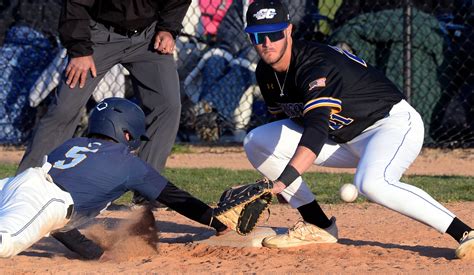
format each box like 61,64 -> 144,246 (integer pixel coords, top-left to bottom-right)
104,24 -> 148,37
66,204 -> 74,219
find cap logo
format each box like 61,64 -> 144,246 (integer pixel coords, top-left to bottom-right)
253,8 -> 277,20
96,102 -> 108,111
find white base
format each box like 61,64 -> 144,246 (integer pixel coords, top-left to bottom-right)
197,226 -> 287,247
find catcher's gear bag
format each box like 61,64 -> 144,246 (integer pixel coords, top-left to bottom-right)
214,178 -> 273,235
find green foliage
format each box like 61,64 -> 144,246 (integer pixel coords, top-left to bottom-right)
0,165 -> 472,205
170,144 -> 192,154
161,168 -> 474,205
0,164 -> 16,179
163,168 -> 263,204
401,175 -> 474,202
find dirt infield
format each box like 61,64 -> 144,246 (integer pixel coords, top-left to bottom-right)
1,203 -> 473,273
0,146 -> 473,273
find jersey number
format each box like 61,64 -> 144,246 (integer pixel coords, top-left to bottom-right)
329,45 -> 367,67
329,113 -> 354,130
53,143 -> 100,170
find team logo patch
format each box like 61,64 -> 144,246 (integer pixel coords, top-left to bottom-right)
253,8 -> 277,20
309,78 -> 326,90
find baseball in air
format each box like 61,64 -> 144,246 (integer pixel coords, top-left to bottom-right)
339,183 -> 358,203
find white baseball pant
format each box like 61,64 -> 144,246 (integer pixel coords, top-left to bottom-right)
244,100 -> 455,233
0,162 -> 73,257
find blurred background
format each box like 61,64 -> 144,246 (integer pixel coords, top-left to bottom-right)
0,0 -> 472,148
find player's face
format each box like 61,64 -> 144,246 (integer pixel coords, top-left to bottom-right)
252,26 -> 291,66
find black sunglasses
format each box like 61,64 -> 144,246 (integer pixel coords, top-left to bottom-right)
248,30 -> 285,45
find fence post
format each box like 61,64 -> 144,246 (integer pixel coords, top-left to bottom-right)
403,0 -> 412,103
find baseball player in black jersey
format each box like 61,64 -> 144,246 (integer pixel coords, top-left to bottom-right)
242,0 -> 473,259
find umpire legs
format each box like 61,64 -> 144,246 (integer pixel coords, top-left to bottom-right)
16,20 -> 127,173
17,74 -> 107,173
123,54 -> 181,172
17,21 -> 181,174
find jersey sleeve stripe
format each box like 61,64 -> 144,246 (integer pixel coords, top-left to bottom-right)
303,97 -> 342,115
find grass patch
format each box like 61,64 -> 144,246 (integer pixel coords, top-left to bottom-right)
0,164 -> 17,178
170,144 -> 192,154
0,165 -> 472,205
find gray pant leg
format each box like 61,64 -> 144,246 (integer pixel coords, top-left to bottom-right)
17,22 -> 128,173
17,75 -> 105,173
125,55 -> 181,172
118,22 -> 181,172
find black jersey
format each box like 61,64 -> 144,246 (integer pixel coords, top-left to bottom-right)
256,40 -> 405,154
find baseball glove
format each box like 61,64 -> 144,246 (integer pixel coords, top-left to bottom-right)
214,178 -> 273,235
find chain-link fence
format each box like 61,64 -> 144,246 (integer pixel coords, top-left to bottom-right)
0,0 -> 472,148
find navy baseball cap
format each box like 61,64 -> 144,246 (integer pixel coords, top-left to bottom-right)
245,0 -> 290,34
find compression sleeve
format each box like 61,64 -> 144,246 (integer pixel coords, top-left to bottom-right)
298,106 -> 331,156
156,182 -> 227,232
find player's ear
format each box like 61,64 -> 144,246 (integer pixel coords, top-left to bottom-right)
124,131 -> 131,141
286,24 -> 293,38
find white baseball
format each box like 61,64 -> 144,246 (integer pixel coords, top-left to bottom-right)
339,183 -> 358,203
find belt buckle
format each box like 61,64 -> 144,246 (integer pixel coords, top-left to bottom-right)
66,204 -> 74,219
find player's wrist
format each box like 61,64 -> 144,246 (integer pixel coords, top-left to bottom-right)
276,164 -> 300,187
271,180 -> 286,194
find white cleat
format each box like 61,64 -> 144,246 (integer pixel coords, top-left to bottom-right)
262,217 -> 338,248
456,230 -> 474,260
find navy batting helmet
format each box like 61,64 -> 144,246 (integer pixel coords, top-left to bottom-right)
87,97 -> 149,150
